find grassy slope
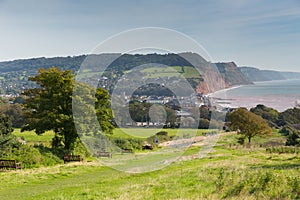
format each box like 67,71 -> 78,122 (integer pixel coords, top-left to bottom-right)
141,66 -> 201,78
1,130 -> 299,199
14,128 -> 213,141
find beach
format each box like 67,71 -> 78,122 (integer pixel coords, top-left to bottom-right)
209,79 -> 300,112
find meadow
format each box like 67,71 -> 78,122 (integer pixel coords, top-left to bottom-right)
0,129 -> 299,199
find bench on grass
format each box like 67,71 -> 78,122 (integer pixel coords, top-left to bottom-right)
0,159 -> 22,170
63,155 -> 83,164
96,151 -> 112,158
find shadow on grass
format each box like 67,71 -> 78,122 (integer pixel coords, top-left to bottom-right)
251,163 -> 300,170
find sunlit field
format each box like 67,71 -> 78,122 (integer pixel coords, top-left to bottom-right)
1,129 -> 298,200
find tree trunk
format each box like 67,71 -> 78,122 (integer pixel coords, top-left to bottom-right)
248,136 -> 251,143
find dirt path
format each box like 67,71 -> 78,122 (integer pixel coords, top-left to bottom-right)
158,136 -> 205,147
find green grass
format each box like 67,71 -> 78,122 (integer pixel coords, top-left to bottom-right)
2,130 -> 299,199
13,129 -> 54,146
112,128 -> 216,139
13,128 -> 214,142
140,66 -> 201,78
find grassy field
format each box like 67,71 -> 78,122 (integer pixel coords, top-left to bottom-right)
141,66 -> 201,78
2,129 -> 299,199
14,128 -> 214,141
13,129 -> 55,146
112,128 -> 216,138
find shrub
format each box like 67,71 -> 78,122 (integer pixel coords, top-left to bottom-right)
2,145 -> 61,168
156,131 -> 168,136
266,146 -> 300,154
111,137 -> 143,150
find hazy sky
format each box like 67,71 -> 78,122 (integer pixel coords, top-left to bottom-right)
0,0 -> 299,71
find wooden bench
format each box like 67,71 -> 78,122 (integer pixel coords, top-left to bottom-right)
96,151 -> 112,158
63,155 -> 83,164
121,149 -> 134,154
0,160 -> 22,170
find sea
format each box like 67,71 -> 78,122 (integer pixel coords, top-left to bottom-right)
210,79 -> 300,112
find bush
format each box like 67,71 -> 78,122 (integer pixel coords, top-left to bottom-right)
266,146 -> 300,154
237,136 -> 245,145
156,131 -> 168,136
198,118 -> 210,129
70,139 -> 92,158
111,137 -> 143,150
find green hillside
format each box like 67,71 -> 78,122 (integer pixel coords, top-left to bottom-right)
0,53 -> 251,95
0,130 -> 299,200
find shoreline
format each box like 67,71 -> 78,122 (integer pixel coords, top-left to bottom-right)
204,79 -> 300,112
205,85 -> 244,98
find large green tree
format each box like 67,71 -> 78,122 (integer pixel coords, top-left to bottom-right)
22,67 -> 114,151
0,114 -> 20,157
229,108 -> 272,143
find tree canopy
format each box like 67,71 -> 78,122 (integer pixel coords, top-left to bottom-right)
22,67 -> 114,151
229,108 -> 272,143
0,114 -> 20,157
250,104 -> 279,127
277,108 -> 300,146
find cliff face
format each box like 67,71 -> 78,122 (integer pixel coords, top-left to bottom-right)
239,66 -> 286,82
179,53 -> 227,94
239,67 -> 270,81
215,62 -> 252,86
178,54 -> 253,95
281,72 -> 300,79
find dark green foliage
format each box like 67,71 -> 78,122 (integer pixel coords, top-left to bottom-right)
95,88 -> 115,135
156,131 -> 168,136
266,146 -> 300,154
0,53 -> 202,95
0,55 -> 86,95
250,104 -> 279,127
279,125 -> 300,146
22,67 -> 114,152
0,114 -> 13,135
278,107 -> 300,126
199,105 -> 210,120
2,144 -> 62,168
22,67 -> 76,151
0,103 -> 25,128
129,100 -> 152,122
111,137 -> 143,150
146,134 -> 171,148
229,108 -> 272,143
0,115 -> 20,158
277,108 -> 300,145
198,118 -> 210,129
133,83 -> 174,97
0,114 -> 61,167
128,100 -> 177,127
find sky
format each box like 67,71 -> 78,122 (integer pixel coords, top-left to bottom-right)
0,0 -> 299,71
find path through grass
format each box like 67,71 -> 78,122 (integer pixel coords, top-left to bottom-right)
2,132 -> 299,199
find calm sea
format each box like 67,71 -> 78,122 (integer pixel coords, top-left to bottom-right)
211,79 -> 300,112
